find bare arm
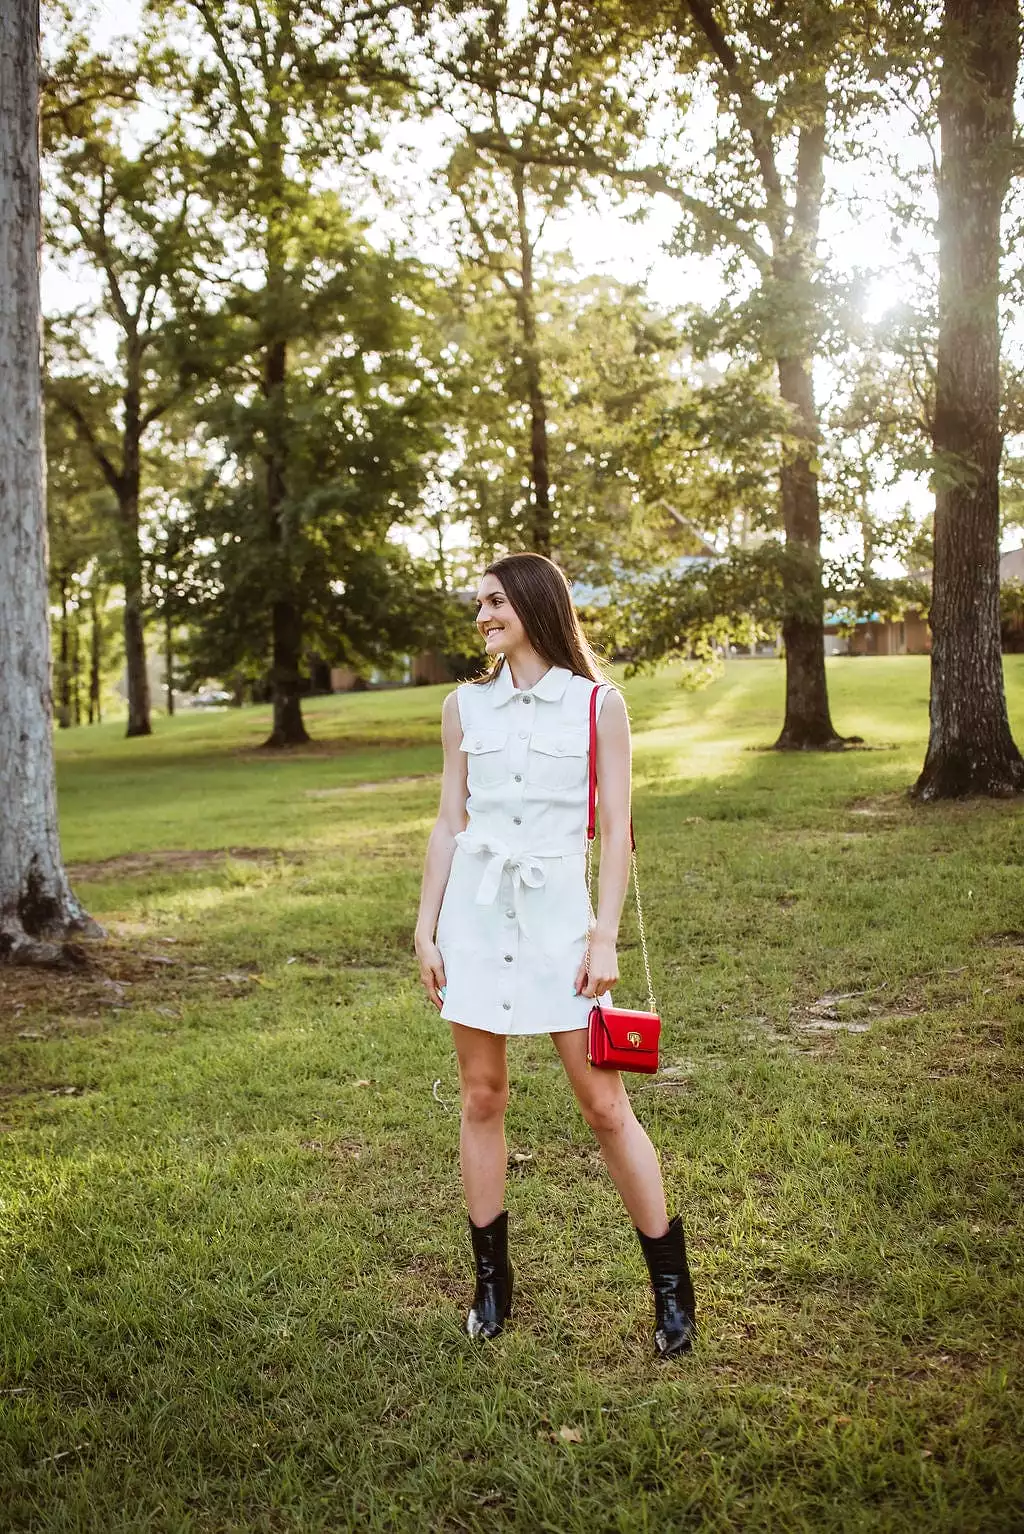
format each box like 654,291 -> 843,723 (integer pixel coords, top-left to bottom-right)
577,687 -> 634,999
414,688 -> 468,1008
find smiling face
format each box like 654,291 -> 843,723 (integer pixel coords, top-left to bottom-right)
475,573 -> 528,659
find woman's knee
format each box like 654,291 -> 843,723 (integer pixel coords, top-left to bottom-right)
579,1090 -> 630,1140
461,1075 -> 509,1125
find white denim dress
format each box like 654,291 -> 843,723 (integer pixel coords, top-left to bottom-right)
436,662 -> 614,1035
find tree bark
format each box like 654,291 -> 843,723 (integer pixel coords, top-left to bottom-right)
89,579 -> 102,724
261,106 -> 308,750
57,573 -> 71,728
120,361 -> 151,737
0,0 -> 98,964
774,353 -> 843,749
70,579 -> 81,726
913,0 -> 1023,799
165,607 -> 174,716
768,106 -> 843,751
513,165 -> 551,557
262,331 -> 309,747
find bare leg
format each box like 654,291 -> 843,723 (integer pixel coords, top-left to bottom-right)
450,1022 -> 510,1227
551,1029 -> 669,1237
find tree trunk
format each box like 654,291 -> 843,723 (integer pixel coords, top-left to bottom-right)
70,584 -> 81,725
262,331 -> 309,747
513,166 -> 551,557
774,354 -> 843,749
120,364 -> 151,737
913,0 -> 1023,799
165,607 -> 174,716
57,573 -> 71,728
0,0 -> 97,964
89,579 -> 102,724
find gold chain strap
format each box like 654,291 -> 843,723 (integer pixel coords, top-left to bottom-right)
585,798 -> 658,1015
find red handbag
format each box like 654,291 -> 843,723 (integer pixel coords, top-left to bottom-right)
584,683 -> 661,1074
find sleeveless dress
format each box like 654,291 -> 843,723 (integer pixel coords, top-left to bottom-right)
436,662 -> 614,1036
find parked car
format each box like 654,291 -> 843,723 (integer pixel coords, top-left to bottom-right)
183,687 -> 233,709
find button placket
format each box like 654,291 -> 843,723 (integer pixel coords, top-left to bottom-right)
499,866 -> 520,1023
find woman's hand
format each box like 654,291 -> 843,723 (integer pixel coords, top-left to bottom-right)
575,933 -> 619,999
415,932 -> 447,1011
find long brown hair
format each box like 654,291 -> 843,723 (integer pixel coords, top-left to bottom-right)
472,552 -> 606,685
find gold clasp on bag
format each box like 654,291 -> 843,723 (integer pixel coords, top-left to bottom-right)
627,1031 -> 642,1048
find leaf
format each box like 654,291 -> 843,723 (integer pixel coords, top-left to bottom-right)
557,1425 -> 583,1444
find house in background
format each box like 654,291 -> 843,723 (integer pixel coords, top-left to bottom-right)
824,546 -> 1024,657
824,608 -> 932,657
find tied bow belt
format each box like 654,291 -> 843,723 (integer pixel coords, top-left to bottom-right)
454,830 -> 584,945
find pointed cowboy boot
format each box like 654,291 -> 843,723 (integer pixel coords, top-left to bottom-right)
466,1209 -> 514,1340
636,1214 -> 697,1358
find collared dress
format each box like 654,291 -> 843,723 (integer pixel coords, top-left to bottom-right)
436,662 -> 614,1036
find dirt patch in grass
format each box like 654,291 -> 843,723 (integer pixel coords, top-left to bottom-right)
305,774 -> 438,798
235,733 -> 427,762
68,846 -> 293,882
848,793 -> 908,819
0,937 -> 263,1040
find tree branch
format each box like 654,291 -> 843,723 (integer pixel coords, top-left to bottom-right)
195,0 -> 260,146
466,130 -> 772,274
51,391 -> 123,495
683,0 -> 786,232
458,194 -> 520,295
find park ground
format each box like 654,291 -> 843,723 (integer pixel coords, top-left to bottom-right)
0,656 -> 1022,1533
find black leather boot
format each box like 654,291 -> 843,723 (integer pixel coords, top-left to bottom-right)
466,1209 -> 514,1340
636,1214 -> 697,1358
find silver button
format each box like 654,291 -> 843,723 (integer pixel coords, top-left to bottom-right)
513,816 -> 522,825
505,908 -> 515,919
522,695 -> 531,704
502,1002 -> 511,1011
504,954 -> 513,963
514,773 -> 522,783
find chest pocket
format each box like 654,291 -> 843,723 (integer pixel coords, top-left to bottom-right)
526,728 -> 589,791
462,729 -> 507,788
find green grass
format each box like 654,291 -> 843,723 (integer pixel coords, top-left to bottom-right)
1,656 -> 1022,1533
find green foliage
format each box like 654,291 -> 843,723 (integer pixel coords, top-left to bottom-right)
182,210 -> 452,680
1001,578 -> 1024,627
445,272 -> 715,571
609,544 -> 933,682
604,548 -> 787,676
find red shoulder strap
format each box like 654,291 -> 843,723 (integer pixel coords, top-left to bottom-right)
588,683 -> 635,849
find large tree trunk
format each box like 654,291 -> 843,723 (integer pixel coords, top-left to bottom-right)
913,0 -> 1023,800
165,608 -> 174,716
120,371 -> 151,738
121,524 -> 151,737
89,579 -> 102,724
0,0 -> 97,964
774,354 -> 843,750
262,332 -> 309,747
513,166 -> 551,557
57,572 -> 71,728
70,588 -> 81,725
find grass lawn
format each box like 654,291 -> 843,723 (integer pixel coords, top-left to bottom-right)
1,656 -> 1022,1533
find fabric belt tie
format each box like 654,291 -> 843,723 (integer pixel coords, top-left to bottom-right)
455,831 -> 581,945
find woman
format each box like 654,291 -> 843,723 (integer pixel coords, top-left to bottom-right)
414,552 -> 696,1358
